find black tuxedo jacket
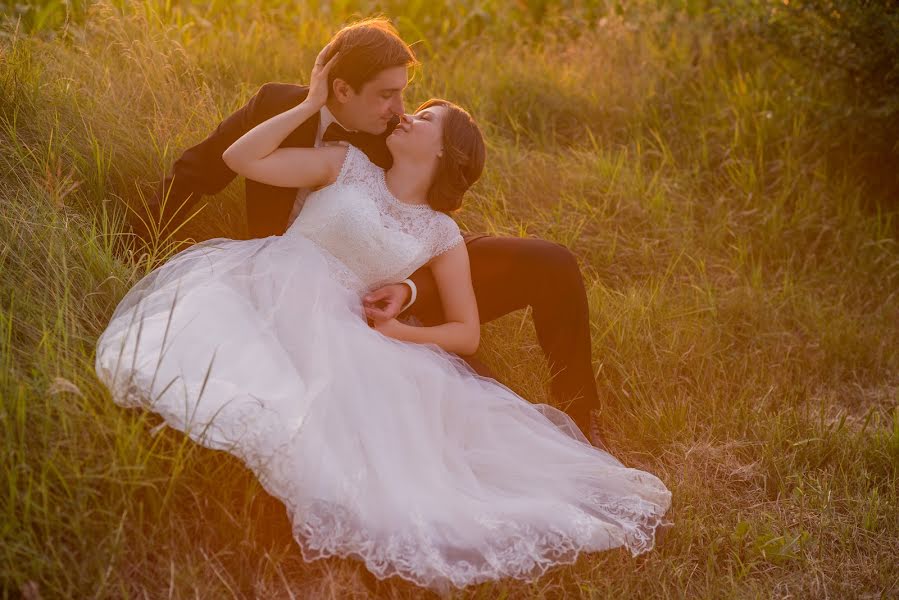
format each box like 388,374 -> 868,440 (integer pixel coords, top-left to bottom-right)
159,82 -> 395,239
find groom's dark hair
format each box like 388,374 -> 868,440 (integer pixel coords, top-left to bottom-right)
323,17 -> 418,95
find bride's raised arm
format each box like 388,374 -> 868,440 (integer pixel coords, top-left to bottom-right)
223,134 -> 346,190
222,45 -> 345,189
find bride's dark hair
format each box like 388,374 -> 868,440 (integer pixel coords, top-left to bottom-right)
417,99 -> 486,213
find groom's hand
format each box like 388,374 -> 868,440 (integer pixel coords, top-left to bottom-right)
363,283 -> 411,322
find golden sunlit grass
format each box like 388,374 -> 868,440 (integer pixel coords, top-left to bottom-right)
2,1 -> 897,598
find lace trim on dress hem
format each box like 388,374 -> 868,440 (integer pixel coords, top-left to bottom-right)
288,497 -> 670,593
99,358 -> 671,593
97,363 -> 672,595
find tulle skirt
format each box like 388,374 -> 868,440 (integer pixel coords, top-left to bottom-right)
95,233 -> 671,592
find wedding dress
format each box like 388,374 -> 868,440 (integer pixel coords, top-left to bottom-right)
95,145 -> 671,592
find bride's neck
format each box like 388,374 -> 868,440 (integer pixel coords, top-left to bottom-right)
385,158 -> 432,206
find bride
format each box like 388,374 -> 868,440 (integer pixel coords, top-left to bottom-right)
95,47 -> 671,592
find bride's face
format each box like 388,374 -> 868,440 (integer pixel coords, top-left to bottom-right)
386,105 -> 446,160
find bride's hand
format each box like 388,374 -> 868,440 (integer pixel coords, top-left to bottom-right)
305,43 -> 340,110
371,317 -> 403,339
363,283 -> 410,322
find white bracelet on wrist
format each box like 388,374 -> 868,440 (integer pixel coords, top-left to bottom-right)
399,279 -> 417,313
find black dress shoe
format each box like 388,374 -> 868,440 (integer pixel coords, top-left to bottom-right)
586,410 -> 611,453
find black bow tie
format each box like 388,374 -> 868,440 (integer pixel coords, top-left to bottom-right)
322,122 -> 367,145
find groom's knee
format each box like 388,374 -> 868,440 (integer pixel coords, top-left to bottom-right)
530,240 -> 584,296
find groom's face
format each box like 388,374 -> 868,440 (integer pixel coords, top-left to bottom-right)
337,66 -> 407,135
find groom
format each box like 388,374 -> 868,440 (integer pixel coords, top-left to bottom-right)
142,17 -> 606,447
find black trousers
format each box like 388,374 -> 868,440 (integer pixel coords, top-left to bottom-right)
407,235 -> 599,429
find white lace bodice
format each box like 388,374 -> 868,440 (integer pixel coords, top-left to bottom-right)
285,145 -> 463,292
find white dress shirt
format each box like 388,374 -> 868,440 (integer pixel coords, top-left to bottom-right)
314,105 -> 354,148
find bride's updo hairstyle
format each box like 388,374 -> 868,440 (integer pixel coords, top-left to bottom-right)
418,99 -> 486,213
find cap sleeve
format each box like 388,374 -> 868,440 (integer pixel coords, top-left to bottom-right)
430,213 -> 464,260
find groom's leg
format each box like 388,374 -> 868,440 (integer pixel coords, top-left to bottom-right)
467,236 -> 599,426
412,235 -> 599,426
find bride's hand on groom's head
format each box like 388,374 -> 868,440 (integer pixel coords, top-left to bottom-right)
363,283 -> 410,322
305,42 -> 340,110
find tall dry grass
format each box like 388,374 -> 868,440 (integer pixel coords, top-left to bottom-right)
1,1 -> 897,597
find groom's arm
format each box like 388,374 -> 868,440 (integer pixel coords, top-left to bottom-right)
363,256 -> 448,323
404,234 -> 484,319
150,83 -> 309,228
405,266 -> 440,318
376,244 -> 479,355
362,267 -> 439,322
370,234 -> 484,323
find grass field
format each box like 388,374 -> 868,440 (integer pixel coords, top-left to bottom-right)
1,1 -> 898,598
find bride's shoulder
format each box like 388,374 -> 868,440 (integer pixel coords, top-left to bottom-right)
430,209 -> 457,223
429,211 -> 461,235
424,212 -> 463,258
347,144 -> 381,169
334,144 -> 383,185
336,143 -> 373,166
